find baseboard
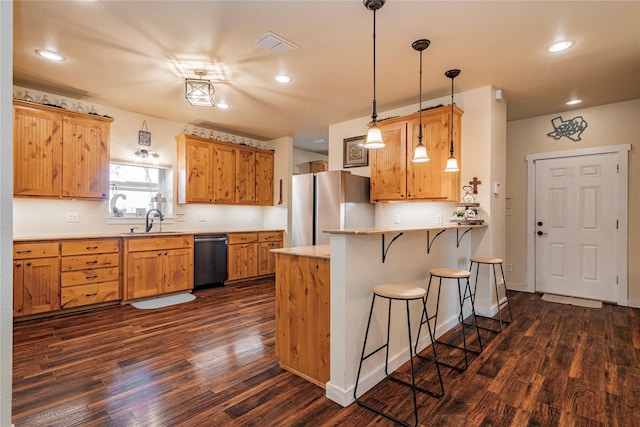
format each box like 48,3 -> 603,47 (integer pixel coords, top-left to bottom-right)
627,298 -> 640,309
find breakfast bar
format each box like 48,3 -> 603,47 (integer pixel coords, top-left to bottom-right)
273,224 -> 488,406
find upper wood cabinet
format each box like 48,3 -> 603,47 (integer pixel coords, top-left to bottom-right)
176,134 -> 275,206
370,105 -> 462,202
13,100 -> 113,200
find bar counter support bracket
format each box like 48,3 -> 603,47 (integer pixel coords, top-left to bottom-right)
426,229 -> 447,254
382,232 -> 404,263
456,227 -> 472,248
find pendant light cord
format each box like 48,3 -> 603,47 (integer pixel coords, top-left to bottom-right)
371,8 -> 378,124
450,75 -> 454,156
418,49 -> 423,143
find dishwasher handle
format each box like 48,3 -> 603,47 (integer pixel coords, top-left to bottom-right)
194,236 -> 228,243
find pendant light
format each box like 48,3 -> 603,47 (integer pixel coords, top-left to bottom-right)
185,69 -> 216,107
444,69 -> 460,172
363,0 -> 386,149
411,39 -> 431,163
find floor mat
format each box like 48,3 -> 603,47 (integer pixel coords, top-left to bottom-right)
131,293 -> 196,309
541,293 -> 602,308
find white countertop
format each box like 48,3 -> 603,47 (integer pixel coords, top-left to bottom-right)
271,244 -> 330,259
324,223 -> 487,236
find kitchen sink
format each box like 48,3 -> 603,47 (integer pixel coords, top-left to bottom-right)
121,231 -> 184,237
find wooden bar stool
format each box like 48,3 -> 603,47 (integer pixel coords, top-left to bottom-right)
354,284 -> 443,427
420,268 -> 483,373
468,257 -> 514,332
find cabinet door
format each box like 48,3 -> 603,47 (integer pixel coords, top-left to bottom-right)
62,116 -> 110,199
126,251 -> 164,300
228,243 -> 258,281
370,120 -> 407,201
407,115 -> 448,200
257,241 -> 282,276
255,151 -> 274,206
13,261 -> 25,317
20,257 -> 60,315
213,144 -> 236,204
163,248 -> 193,293
236,148 -> 256,204
186,139 -> 214,203
13,106 -> 63,197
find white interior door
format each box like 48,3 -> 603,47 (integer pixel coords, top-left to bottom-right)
535,153 -> 618,301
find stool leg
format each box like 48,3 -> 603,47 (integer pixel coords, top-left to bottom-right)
466,277 -> 483,354
405,300 -> 419,427
354,294 -> 377,401
415,296 -> 444,398
498,263 -> 514,325
456,278 -> 471,369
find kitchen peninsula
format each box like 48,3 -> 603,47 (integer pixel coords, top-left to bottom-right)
273,224 -> 487,407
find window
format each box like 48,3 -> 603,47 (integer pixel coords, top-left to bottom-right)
109,162 -> 173,218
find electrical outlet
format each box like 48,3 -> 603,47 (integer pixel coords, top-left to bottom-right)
174,212 -> 186,222
505,263 -> 513,272
393,214 -> 400,224
66,212 -> 79,222
435,213 -> 443,225
198,214 -> 207,222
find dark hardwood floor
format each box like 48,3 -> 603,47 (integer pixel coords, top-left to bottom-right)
12,278 -> 640,426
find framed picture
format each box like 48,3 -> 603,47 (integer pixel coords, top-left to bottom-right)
343,135 -> 368,168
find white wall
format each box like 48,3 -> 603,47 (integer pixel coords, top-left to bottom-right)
12,86 -> 290,238
506,99 -> 640,305
0,2 -> 12,425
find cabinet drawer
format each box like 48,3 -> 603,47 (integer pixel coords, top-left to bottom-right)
258,231 -> 283,242
125,235 -> 194,252
61,281 -> 120,309
228,232 -> 258,244
61,267 -> 120,287
61,239 -> 120,256
13,242 -> 59,259
61,253 -> 119,271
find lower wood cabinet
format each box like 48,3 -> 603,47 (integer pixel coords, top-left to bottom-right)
123,235 -> 194,301
60,238 -> 120,309
13,242 -> 60,317
228,231 -> 283,281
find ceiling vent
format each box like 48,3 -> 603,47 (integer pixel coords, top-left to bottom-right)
255,31 -> 298,55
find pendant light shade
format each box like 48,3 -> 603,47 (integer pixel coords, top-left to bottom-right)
411,39 -> 431,163
363,0 -> 386,149
444,69 -> 460,172
185,70 -> 215,107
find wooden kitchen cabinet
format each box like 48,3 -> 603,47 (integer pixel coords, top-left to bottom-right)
176,135 -> 214,203
370,105 -> 462,202
176,134 -> 275,206
255,151 -> 275,206
227,232 -> 258,281
60,238 -> 120,309
13,242 -> 60,317
123,235 -> 194,301
257,231 -> 283,276
13,100 -> 113,200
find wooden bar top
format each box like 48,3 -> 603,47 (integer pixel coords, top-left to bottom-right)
324,223 -> 487,236
271,244 -> 330,259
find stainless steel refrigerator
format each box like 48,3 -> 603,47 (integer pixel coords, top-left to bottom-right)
291,170 -> 374,247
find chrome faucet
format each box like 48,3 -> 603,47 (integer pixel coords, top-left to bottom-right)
145,209 -> 164,232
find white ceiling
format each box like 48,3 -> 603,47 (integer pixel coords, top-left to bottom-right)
12,1 -> 640,154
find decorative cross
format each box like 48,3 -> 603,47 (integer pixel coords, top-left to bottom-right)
469,177 -> 482,194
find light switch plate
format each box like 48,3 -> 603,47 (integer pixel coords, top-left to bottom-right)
66,212 -> 79,222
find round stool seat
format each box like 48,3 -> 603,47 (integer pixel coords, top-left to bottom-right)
429,268 -> 471,279
373,284 -> 426,300
470,256 -> 503,264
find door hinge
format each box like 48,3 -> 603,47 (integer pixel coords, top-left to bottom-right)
617,164 -> 619,173
616,219 -> 619,229
616,275 -> 619,285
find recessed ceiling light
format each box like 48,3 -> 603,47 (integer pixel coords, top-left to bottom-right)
548,40 -> 574,53
275,74 -> 292,84
217,101 -> 230,109
35,49 -> 66,61
566,99 -> 582,106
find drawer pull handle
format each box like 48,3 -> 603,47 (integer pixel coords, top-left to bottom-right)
86,275 -> 99,279
86,261 -> 98,265
16,250 -> 32,254
86,246 -> 99,250
85,292 -> 98,297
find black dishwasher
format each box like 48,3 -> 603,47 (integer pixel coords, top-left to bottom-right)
194,234 -> 228,288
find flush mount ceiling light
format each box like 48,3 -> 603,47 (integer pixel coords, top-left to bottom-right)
548,40 -> 574,53
566,99 -> 582,105
35,49 -> 65,61
444,69 -> 461,173
275,74 -> 292,83
363,0 -> 386,149
185,69 -> 215,107
217,101 -> 230,109
411,39 -> 431,163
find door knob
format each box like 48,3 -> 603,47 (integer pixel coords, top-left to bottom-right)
537,221 -> 543,226
537,230 -> 543,236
